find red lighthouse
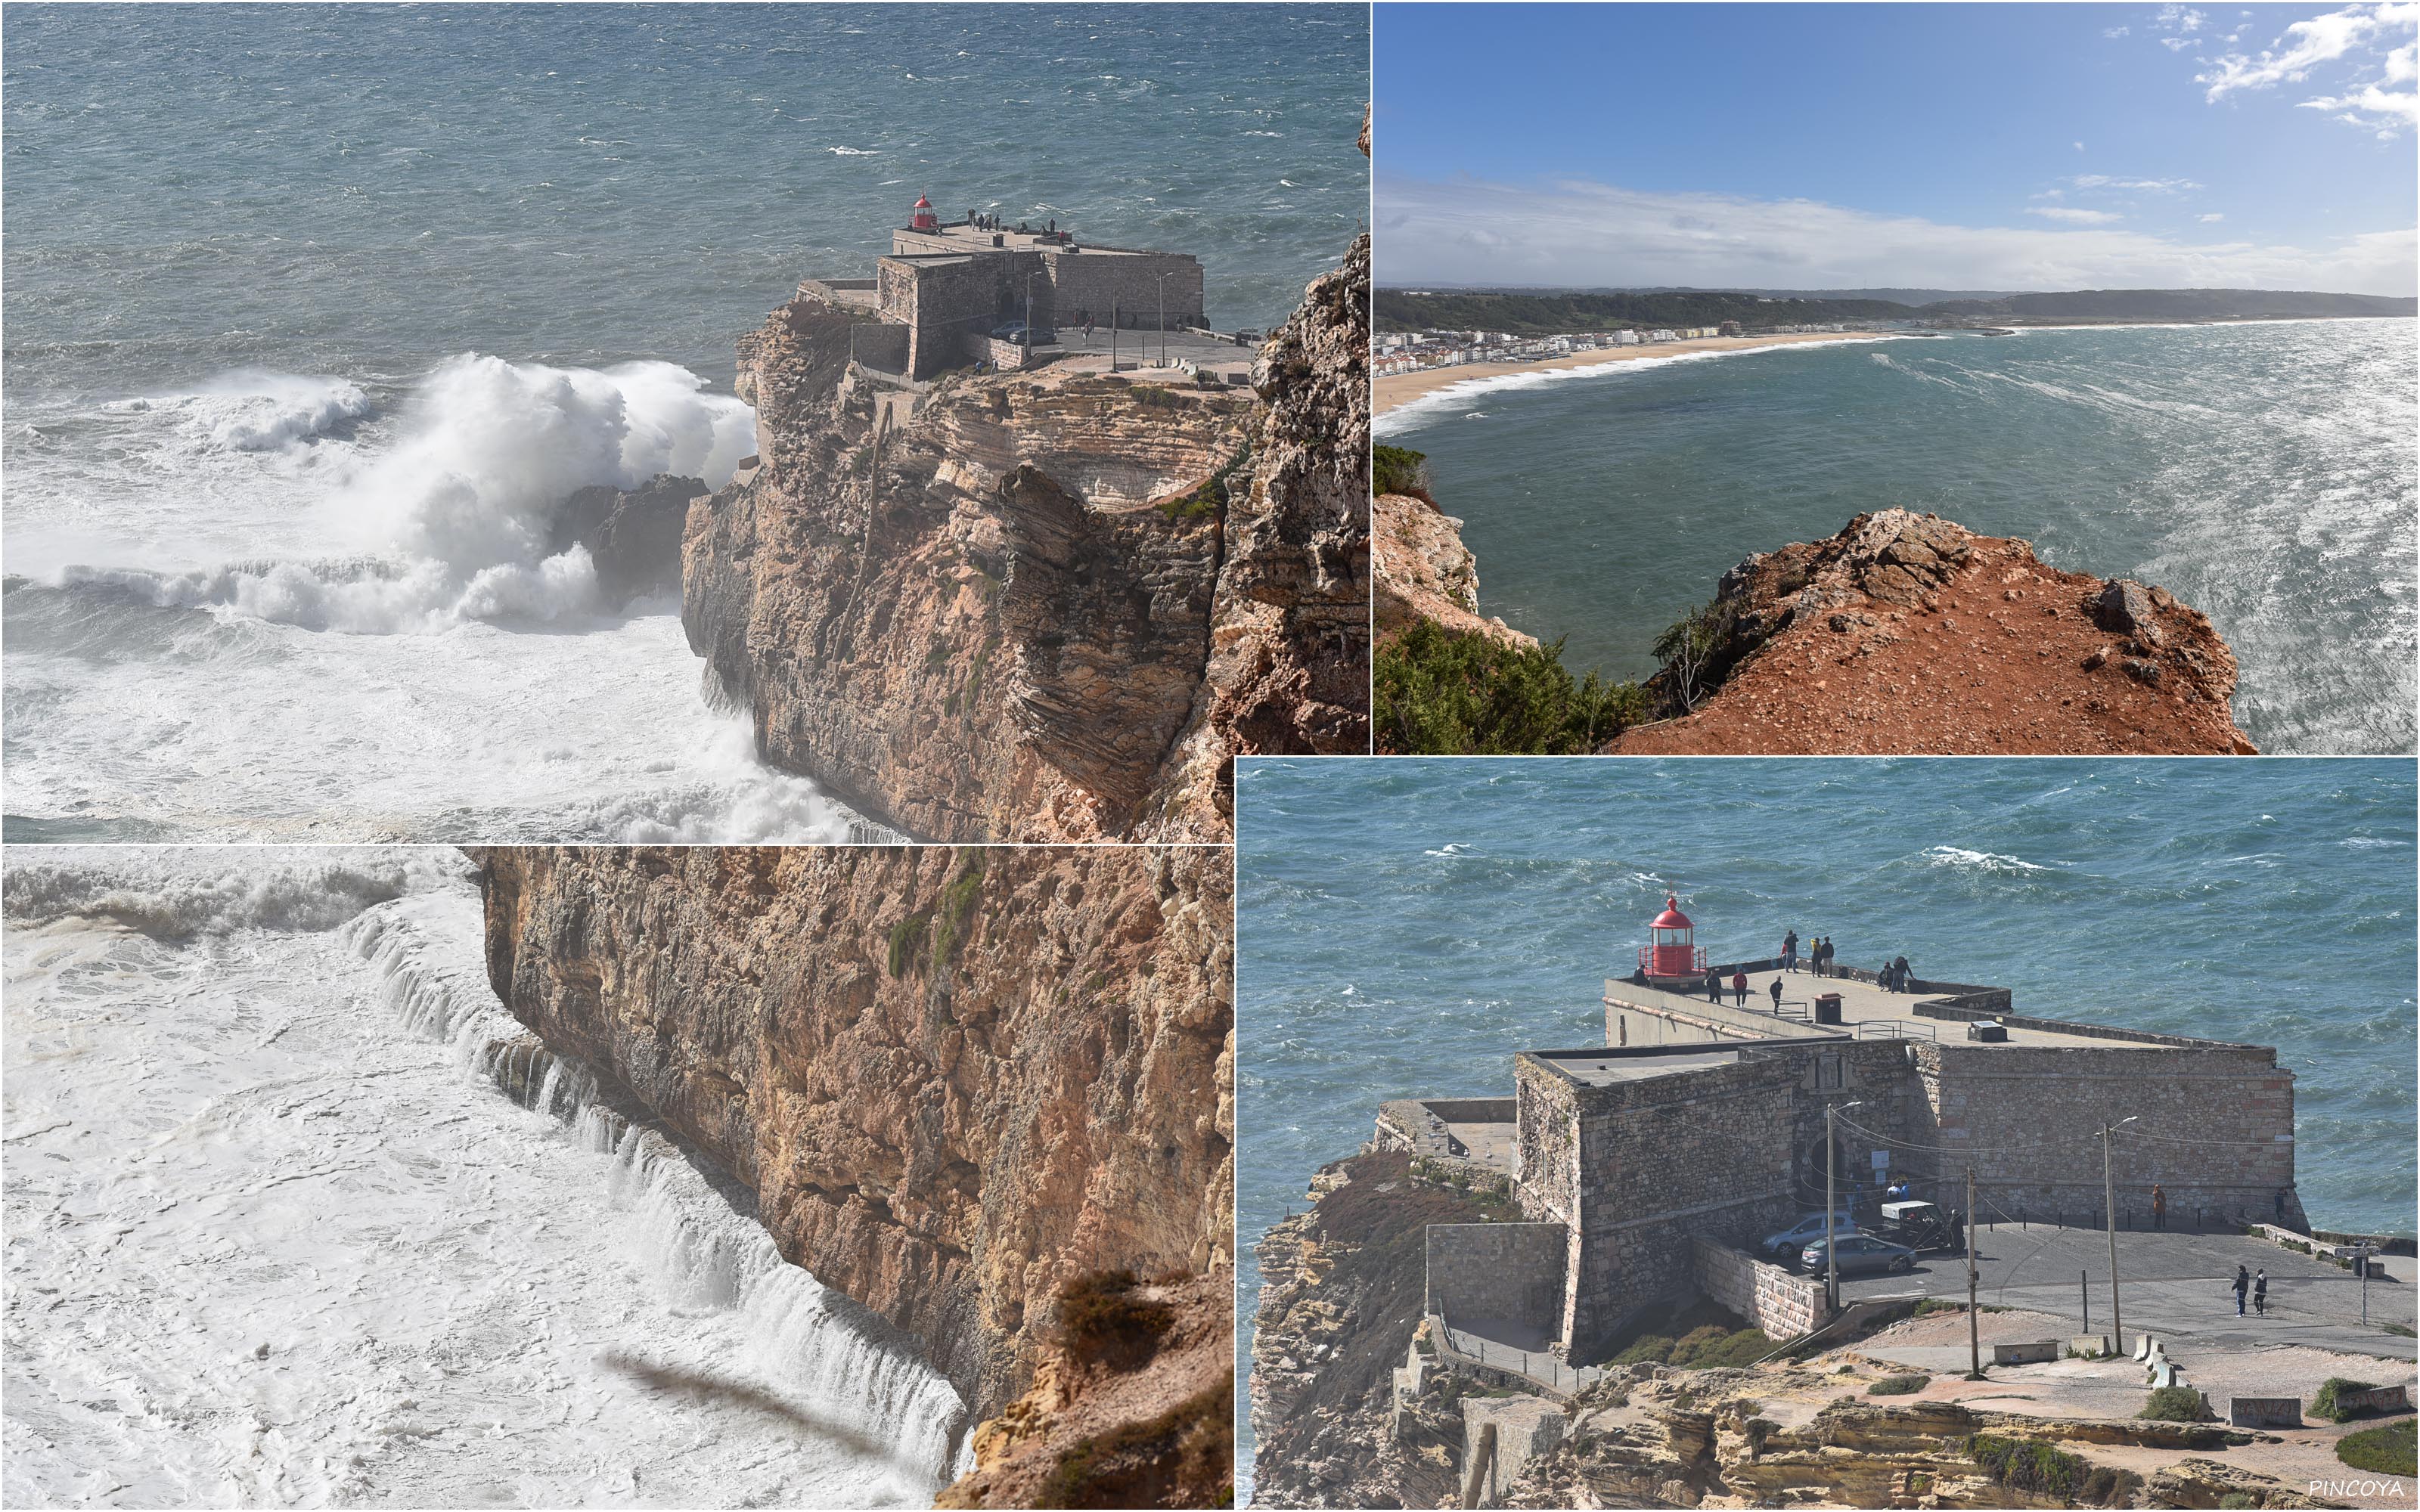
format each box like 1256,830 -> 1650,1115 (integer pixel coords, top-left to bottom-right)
910,194 -> 939,233
1640,896 -> 1708,980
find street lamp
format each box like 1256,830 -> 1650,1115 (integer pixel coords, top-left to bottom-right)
2101,1116 -> 2139,1351
1824,1101 -> 1868,1315
1023,271 -> 1039,364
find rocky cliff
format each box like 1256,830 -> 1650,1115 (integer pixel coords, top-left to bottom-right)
683,237 -> 1369,842
1374,492 -> 1537,649
470,845 -> 1233,1448
1609,510 -> 2256,754
1252,1151 -> 1509,1507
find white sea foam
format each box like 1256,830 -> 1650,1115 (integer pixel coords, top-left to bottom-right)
1922,845 -> 2059,875
3,853 -> 960,1506
1375,333 -> 1905,437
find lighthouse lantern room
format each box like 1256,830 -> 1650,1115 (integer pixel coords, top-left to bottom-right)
910,194 -> 939,232
1640,895 -> 1708,980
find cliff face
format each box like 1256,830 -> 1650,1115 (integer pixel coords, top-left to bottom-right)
470,845 -> 1233,1431
1252,1151 -> 1505,1507
1610,509 -> 2256,754
684,237 -> 1370,843
1373,491 -> 1537,649
1142,230 -> 1375,838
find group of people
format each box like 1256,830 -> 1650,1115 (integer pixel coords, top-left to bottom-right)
1781,931 -> 1835,975
2231,1264 -> 2271,1317
1779,930 -> 1916,990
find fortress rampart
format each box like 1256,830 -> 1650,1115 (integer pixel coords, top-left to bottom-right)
1393,925 -> 2307,1365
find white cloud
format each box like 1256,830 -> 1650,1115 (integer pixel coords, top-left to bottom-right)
2195,2 -> 2420,132
2074,140 -> 2086,150
2157,3 -> 2209,48
2300,81 -> 2420,121
2031,206 -> 2128,224
2105,24 -> 2133,37
1376,172 -> 2418,297
2200,212 -> 2228,221
2072,174 -> 2205,191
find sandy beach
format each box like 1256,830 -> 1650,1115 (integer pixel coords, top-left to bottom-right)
1373,330 -> 1885,415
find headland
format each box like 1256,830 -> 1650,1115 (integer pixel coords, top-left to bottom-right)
1249,898 -> 2416,1508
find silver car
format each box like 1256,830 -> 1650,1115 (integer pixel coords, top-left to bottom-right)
1800,1232 -> 1918,1275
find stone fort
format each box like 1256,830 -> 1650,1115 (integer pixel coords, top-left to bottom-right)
802,195 -> 1205,382
1382,897 -> 2305,1365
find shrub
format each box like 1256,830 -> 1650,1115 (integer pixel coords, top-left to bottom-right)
1965,1435 -> 2137,1506
2336,1418 -> 2416,1477
1376,618 -> 1649,754
887,909 -> 931,978
929,858 -> 985,972
1911,1299 -> 1964,1318
2140,1386 -> 2209,1422
1869,1374 -> 1930,1396
1056,1269 -> 1174,1371
1373,444 -> 1432,501
2313,1377 -> 2381,1423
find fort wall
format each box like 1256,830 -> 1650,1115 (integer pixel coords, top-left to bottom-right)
1425,1222 -> 1568,1336
1909,1043 -> 2301,1228
1692,1238 -> 1826,1341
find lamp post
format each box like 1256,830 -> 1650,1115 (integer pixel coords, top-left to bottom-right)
1023,271 -> 1038,364
1824,1101 -> 1867,1315
2101,1116 -> 2138,1351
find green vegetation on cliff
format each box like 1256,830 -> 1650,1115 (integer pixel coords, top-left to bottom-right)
1374,618 -> 1647,754
2337,1418 -> 2415,1476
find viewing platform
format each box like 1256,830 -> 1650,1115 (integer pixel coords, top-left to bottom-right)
1605,968 -> 2142,1050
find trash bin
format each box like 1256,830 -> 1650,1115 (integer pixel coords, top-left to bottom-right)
1813,993 -> 1843,1024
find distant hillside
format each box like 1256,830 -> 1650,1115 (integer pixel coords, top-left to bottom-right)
1927,288 -> 2416,321
1373,289 -> 1908,335
1376,285 -> 2416,333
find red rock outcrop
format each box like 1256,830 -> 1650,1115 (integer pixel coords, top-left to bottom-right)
1609,510 -> 2256,754
470,845 -> 1233,1439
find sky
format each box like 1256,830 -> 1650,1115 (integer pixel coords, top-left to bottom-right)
1376,2 -> 2418,293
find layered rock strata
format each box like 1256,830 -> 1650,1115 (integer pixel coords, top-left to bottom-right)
1374,491 -> 1537,649
471,845 -> 1233,1445
683,234 -> 1369,841
1610,509 -> 2255,754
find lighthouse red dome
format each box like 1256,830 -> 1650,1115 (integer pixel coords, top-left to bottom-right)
1640,895 -> 1706,978
910,194 -> 938,232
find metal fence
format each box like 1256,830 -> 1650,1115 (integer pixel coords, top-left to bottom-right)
1434,1316 -> 1601,1398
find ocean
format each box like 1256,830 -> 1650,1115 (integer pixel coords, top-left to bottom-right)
1,3 -> 1368,841
2,848 -> 970,1507
1374,321 -> 2418,755
1233,755 -> 2418,1492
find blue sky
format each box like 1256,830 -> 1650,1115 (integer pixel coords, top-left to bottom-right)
1376,2 -> 2418,293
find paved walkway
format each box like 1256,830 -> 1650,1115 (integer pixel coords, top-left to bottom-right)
1837,1223 -> 2416,1359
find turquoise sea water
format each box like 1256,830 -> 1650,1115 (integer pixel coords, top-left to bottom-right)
1235,755 -> 2418,1490
1376,321 -> 2418,755
2,4 -> 1366,840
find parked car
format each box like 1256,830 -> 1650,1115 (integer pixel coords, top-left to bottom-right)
1800,1232 -> 1919,1276
1758,1211 -> 1860,1266
988,320 -> 1057,345
1879,1200 -> 1961,1253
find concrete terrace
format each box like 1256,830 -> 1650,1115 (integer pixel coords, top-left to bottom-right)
1606,967 -> 2177,1050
